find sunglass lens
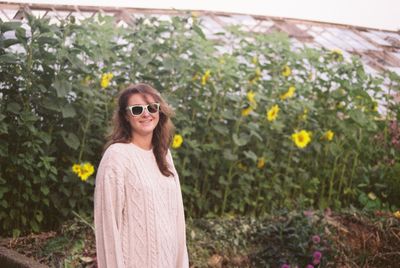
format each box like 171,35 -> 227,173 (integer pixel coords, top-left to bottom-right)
148,104 -> 159,113
131,106 -> 144,115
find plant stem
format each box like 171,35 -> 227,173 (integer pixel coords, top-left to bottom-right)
220,110 -> 243,215
72,211 -> 94,232
78,106 -> 93,162
337,152 -> 350,201
347,153 -> 359,203
221,163 -> 234,215
327,155 -> 340,206
319,144 -> 329,209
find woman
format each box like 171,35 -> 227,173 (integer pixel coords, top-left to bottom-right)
94,83 -> 189,268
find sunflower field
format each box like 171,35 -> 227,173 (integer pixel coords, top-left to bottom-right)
0,13 -> 399,240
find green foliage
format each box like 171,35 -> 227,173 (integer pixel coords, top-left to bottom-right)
186,211 -> 332,268
37,214 -> 95,267
248,210 -> 329,267
0,14 -> 116,235
0,13 -> 399,235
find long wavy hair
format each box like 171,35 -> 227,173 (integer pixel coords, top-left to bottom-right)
104,83 -> 175,177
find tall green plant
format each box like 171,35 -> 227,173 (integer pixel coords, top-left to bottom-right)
0,13 -> 398,235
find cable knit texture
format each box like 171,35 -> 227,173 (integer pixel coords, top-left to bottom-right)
94,142 -> 189,268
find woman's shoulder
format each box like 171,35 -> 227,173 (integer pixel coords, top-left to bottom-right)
106,142 -> 132,152
101,142 -> 132,162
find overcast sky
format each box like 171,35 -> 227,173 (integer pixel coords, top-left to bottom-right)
10,0 -> 400,31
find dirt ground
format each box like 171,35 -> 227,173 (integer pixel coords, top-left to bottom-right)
1,210 -> 399,268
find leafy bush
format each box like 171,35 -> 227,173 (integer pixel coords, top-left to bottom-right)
0,15 -> 117,235
248,210 -> 330,267
0,13 -> 399,235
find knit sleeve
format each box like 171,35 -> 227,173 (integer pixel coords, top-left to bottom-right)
167,150 -> 189,268
94,146 -> 127,268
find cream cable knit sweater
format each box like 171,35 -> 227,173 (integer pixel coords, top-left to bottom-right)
94,142 -> 189,268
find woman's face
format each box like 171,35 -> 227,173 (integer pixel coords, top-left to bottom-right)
126,93 -> 160,139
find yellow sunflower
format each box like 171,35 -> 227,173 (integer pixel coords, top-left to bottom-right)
72,162 -> 95,181
201,70 -> 211,86
330,49 -> 344,62
267,105 -> 279,122
257,157 -> 265,169
394,211 -> 400,219
100,73 -> 113,88
323,130 -> 334,141
241,106 -> 253,117
252,56 -> 258,65
237,162 -> 248,171
247,91 -> 257,107
280,86 -> 296,100
172,134 -> 183,149
291,130 -> 312,149
282,65 -> 291,77
299,108 -> 308,121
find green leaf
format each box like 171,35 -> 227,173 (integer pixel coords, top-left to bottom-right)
31,194 -> 39,202
349,110 -> 368,126
366,120 -> 377,132
0,123 -> 8,134
223,149 -> 238,161
358,192 -> 368,205
53,79 -> 71,98
212,124 -> 228,135
61,131 -> 80,150
15,27 -> 27,43
1,21 -> 22,33
271,121 -> 284,132
0,38 -> 20,48
30,220 -> 39,232
250,129 -> 263,141
232,133 -> 249,146
12,229 -> 21,238
163,57 -> 175,70
42,99 -> 59,111
41,186 -> 50,196
6,102 -> 21,113
243,150 -> 257,162
193,24 -> 206,40
67,55 -> 91,73
38,132 -> 52,145
61,105 -> 76,118
20,110 -> 38,122
68,198 -> 77,208
0,199 -> 8,208
218,176 -> 229,186
43,236 -> 69,254
71,239 -> 84,255
35,210 -> 44,223
210,189 -> 222,198
330,89 -> 345,100
221,110 -> 236,120
0,53 -> 19,64
21,215 -> 27,225
37,36 -> 58,45
0,187 -> 8,199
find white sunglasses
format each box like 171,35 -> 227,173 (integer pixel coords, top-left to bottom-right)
126,103 -> 160,116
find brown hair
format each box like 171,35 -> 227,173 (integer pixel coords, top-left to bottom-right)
104,83 -> 175,177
